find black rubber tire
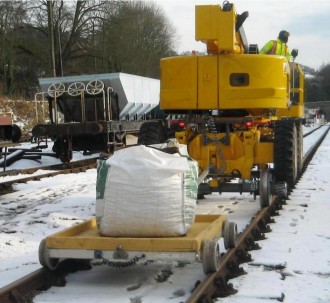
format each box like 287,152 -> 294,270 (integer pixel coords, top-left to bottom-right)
56,137 -> 72,163
137,121 -> 167,145
296,120 -> 303,175
3,125 -> 12,140
11,124 -> 22,143
273,120 -> 298,192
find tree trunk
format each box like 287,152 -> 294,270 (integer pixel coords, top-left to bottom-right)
47,1 -> 56,77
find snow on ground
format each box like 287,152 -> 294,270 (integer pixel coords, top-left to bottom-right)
0,126 -> 329,302
219,127 -> 330,303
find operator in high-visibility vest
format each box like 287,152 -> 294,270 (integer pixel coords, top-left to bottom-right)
259,30 -> 292,61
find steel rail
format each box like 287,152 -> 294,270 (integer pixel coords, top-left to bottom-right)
186,125 -> 330,303
301,125 -> 330,170
186,198 -> 279,303
0,157 -> 98,177
0,158 -> 97,192
0,126 -> 329,303
303,124 -> 326,138
0,260 -> 91,303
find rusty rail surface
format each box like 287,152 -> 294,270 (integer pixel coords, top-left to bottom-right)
186,198 -> 280,303
0,157 -> 97,192
185,125 -> 330,302
0,260 -> 91,303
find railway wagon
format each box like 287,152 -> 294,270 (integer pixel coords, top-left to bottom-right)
32,73 -> 160,162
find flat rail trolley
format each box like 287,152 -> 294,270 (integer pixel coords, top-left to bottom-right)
39,214 -> 237,274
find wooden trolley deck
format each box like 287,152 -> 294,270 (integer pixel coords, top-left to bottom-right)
45,214 -> 227,252
39,214 -> 236,273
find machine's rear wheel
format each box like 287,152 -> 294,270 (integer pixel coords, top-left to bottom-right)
259,168 -> 272,207
296,120 -> 303,175
137,121 -> 167,145
274,120 -> 298,192
202,239 -> 221,274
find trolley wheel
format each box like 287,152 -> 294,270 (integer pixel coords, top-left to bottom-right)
86,80 -> 104,95
202,239 -> 221,274
48,82 -> 65,97
38,239 -> 59,270
259,169 -> 272,208
223,221 -> 237,249
68,82 -> 85,96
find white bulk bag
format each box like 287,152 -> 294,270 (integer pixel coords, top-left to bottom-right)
95,144 -> 198,237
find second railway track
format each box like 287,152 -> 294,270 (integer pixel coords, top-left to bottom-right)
0,157 -> 98,192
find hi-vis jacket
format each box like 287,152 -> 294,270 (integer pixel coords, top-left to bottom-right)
259,38 -> 292,61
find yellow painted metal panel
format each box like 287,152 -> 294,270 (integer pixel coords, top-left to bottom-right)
195,5 -> 236,53
45,215 -> 226,253
278,105 -> 304,118
255,142 -> 273,164
198,55 -> 218,109
277,64 -> 304,118
195,5 -> 219,41
160,56 -> 197,110
219,54 -> 289,110
188,132 -> 254,178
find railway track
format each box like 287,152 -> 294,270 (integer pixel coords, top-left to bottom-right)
0,125 -> 329,303
187,125 -> 330,303
0,126 -> 325,193
0,157 -> 98,192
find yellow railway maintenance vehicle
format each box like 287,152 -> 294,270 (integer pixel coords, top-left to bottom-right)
138,2 -> 305,207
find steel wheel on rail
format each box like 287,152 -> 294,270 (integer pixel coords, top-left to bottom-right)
223,221 -> 237,249
274,119 -> 298,192
38,239 -> 60,270
259,168 -> 272,208
202,239 -> 221,274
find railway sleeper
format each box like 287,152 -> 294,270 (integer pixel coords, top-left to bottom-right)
213,277 -> 238,298
235,248 -> 252,263
226,260 -> 246,279
257,218 -> 271,234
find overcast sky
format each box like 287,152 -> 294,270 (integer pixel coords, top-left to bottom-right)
149,0 -> 330,70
